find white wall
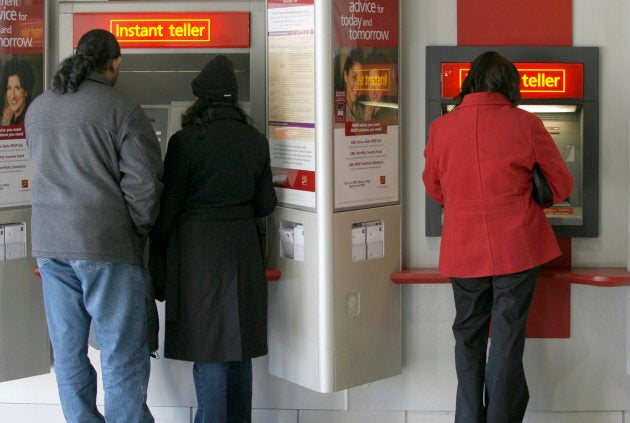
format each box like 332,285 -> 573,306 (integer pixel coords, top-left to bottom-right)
2,0 -> 630,422
569,0 -> 629,267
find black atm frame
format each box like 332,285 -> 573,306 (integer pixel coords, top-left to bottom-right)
425,46 -> 599,238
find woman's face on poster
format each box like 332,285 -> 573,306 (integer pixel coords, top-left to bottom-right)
368,69 -> 384,103
344,62 -> 362,105
6,74 -> 27,116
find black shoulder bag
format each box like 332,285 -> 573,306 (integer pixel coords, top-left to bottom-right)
532,163 -> 553,208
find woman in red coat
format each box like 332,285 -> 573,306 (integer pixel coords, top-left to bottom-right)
422,51 -> 573,423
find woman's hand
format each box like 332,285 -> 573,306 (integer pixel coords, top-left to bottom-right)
2,105 -> 13,125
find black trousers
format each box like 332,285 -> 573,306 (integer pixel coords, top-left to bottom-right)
451,267 -> 540,423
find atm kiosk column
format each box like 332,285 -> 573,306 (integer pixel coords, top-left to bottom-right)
266,0 -> 402,393
0,0 -> 51,383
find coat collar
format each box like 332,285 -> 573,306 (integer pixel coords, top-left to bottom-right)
86,71 -> 112,86
458,92 -> 513,107
205,105 -> 246,123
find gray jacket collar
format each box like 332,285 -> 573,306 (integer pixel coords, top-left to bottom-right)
87,71 -> 112,86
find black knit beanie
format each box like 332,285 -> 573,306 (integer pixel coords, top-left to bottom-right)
191,55 -> 238,102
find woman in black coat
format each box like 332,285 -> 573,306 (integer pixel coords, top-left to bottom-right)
149,55 -> 277,423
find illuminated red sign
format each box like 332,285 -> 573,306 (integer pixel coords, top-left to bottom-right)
356,63 -> 398,97
73,12 -> 250,49
441,62 -> 584,99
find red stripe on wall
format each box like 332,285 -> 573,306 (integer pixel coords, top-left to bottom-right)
457,0 -> 572,46
456,1 -> 573,338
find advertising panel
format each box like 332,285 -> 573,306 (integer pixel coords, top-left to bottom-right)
267,0 -> 316,208
333,0 -> 399,209
0,0 -> 44,207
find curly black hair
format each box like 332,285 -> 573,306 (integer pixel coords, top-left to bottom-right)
50,29 -> 121,94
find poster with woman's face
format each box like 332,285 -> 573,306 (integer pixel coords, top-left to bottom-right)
332,0 -> 400,210
334,47 -> 398,125
0,0 -> 44,207
1,54 -> 43,128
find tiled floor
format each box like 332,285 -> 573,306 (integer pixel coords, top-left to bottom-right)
0,405 -> 627,423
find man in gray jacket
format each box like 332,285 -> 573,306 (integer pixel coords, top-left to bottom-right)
25,29 -> 163,423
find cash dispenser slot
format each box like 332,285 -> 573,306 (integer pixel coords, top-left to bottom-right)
0,222 -> 26,261
352,220 -> 384,262
279,221 -> 304,261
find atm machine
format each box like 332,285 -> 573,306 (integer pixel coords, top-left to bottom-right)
425,46 -> 599,238
0,0 -> 266,389
43,0 -> 271,406
60,2 -> 267,143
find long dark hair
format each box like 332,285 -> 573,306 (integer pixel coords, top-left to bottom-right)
343,49 -> 364,81
181,98 -> 250,129
50,29 -> 121,94
455,51 -> 521,106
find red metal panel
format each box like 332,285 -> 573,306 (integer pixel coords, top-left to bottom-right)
454,0 -> 574,337
457,0 -> 572,46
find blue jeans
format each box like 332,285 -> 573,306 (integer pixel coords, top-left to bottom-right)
193,360 -> 252,423
37,258 -> 154,423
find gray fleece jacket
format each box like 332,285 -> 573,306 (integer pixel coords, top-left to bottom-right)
25,72 -> 163,264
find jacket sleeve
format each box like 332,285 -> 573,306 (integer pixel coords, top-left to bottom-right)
422,123 -> 445,204
119,106 -> 164,239
530,116 -> 574,204
148,133 -> 189,301
149,133 -> 189,252
252,136 -> 278,217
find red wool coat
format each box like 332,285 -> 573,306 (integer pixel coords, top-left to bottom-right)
422,92 -> 574,278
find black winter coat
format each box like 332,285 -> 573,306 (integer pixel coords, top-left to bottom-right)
149,106 -> 277,362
